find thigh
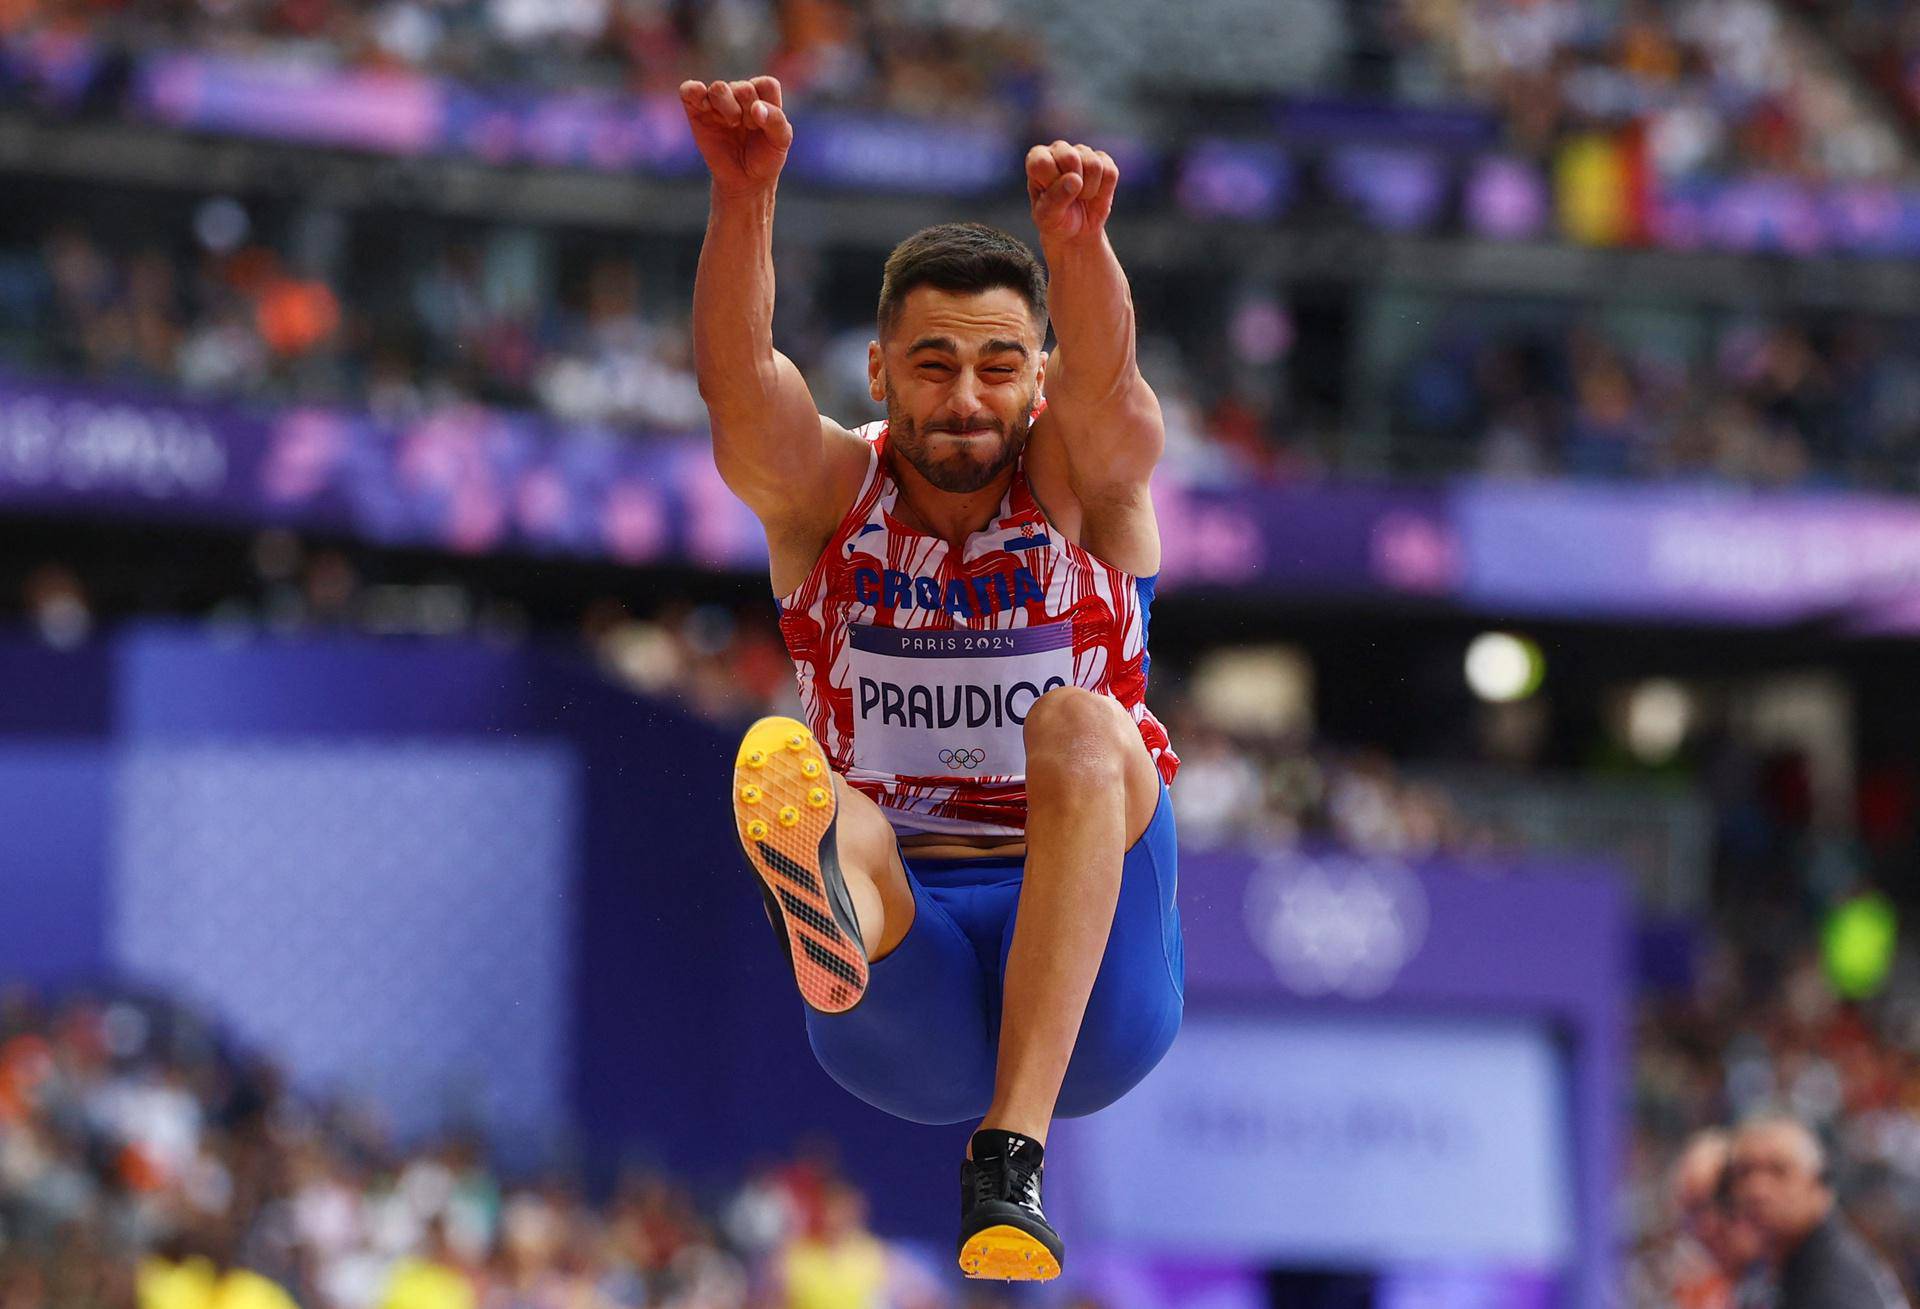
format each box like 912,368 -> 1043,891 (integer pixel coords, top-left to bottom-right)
1002,783 -> 1184,1119
804,873 -> 998,1125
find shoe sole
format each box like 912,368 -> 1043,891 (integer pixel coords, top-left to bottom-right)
731,716 -> 869,1014
958,1224 -> 1062,1281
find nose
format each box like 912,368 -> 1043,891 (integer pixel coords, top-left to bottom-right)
947,368 -> 985,419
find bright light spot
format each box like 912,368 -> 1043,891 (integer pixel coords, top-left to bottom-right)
1464,632 -> 1542,703
1626,679 -> 1692,763
1825,893 -> 1897,1000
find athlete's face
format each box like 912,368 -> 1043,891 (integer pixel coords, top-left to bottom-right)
870,286 -> 1045,495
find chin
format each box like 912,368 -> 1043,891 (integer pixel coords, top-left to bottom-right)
926,461 -> 1002,495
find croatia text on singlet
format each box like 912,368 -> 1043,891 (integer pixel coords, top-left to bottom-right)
775,420 -> 1178,838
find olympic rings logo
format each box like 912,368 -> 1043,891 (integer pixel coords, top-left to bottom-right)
939,748 -> 988,771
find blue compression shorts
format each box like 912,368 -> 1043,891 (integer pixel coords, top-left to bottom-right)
803,784 -> 1184,1125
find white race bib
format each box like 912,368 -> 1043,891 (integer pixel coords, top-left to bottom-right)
847,622 -> 1074,779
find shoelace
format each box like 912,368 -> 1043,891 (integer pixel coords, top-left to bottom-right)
973,1155 -> 1045,1217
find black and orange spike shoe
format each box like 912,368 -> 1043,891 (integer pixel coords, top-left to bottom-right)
957,1131 -> 1063,1281
731,717 -> 869,1014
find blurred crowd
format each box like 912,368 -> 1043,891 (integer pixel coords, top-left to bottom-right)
1792,0 -> 1920,140
1399,0 -> 1906,182
0,0 -> 1045,122
0,985 -> 1087,1309
1394,310 -> 1920,487
0,205 -> 1310,480
1625,943 -> 1920,1303
15,202 -> 1920,490
0,219 -> 709,434
1,0 -> 1912,190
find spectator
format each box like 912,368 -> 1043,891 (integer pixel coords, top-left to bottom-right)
138,1225 -> 301,1309
776,1181 -> 887,1309
1668,1129 -> 1766,1308
379,1217 -> 475,1309
1729,1114 -> 1911,1309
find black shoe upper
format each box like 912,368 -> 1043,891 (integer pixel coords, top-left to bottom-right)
959,1130 -> 1062,1262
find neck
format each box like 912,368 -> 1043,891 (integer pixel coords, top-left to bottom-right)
886,452 -> 1015,551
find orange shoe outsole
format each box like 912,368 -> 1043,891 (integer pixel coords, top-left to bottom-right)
958,1224 -> 1062,1281
732,717 -> 869,1014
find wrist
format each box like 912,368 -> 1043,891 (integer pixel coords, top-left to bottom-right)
710,180 -> 780,212
1038,227 -> 1111,263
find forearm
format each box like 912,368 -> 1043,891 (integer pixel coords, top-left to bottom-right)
1040,231 -> 1140,403
692,186 -> 784,416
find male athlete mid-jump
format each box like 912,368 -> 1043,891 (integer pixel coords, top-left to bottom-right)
682,75 -> 1181,1281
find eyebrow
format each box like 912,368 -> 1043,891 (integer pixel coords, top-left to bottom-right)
905,336 -> 1031,359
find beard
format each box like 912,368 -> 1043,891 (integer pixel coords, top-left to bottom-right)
886,386 -> 1035,494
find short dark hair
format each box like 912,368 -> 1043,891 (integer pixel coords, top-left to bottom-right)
876,223 -> 1047,339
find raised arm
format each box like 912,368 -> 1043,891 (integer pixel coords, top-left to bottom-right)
1023,141 -> 1165,576
680,76 -> 867,590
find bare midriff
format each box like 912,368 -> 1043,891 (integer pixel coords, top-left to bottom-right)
897,834 -> 1028,862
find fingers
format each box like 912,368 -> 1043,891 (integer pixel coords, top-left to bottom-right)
755,100 -> 794,149
1050,140 -> 1079,181
1026,141 -> 1119,226
1082,148 -> 1117,209
707,79 -> 743,125
1025,143 -> 1059,193
686,78 -> 788,144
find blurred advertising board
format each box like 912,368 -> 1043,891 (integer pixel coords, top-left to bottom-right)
0,374 -> 1442,592
1453,481 -> 1920,630
1063,1014 -> 1574,1264
11,373 -> 1920,631
1053,846 -> 1627,1309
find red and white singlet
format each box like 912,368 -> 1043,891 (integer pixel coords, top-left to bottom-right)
776,420 -> 1178,838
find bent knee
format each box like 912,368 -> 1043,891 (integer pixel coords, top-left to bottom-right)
1022,688 -> 1158,829
1023,687 -> 1136,778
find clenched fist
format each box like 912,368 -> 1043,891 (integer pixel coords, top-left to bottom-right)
1027,141 -> 1118,246
679,76 -> 793,199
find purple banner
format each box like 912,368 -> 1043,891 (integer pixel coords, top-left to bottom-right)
13,374 -> 1920,635
439,84 -> 700,174
1153,478 -> 1456,596
0,376 -> 268,521
1456,482 -> 1920,628
782,109 -> 1007,195
1177,139 -> 1294,221
1115,844 -> 1627,1309
1328,144 -> 1451,232
1178,845 -> 1624,1011
138,54 -> 443,156
0,375 -> 1446,596
0,375 -> 763,567
1650,175 -> 1920,257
